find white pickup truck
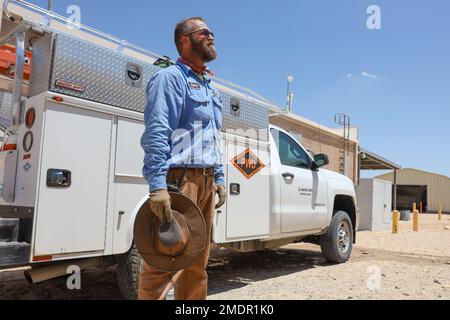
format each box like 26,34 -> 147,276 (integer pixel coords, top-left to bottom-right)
0,0 -> 358,300
210,124 -> 358,263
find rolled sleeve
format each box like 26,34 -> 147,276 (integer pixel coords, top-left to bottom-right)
141,70 -> 184,192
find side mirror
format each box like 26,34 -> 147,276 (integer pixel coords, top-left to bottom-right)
313,154 -> 329,169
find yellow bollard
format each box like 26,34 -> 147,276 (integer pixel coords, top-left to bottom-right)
413,202 -> 417,213
439,204 -> 442,221
413,210 -> 420,232
392,211 -> 400,234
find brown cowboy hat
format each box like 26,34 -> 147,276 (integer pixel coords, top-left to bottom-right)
134,192 -> 206,272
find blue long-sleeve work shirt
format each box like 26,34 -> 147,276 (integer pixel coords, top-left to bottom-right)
141,60 -> 225,192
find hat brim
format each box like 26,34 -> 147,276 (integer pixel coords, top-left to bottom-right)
134,192 -> 206,272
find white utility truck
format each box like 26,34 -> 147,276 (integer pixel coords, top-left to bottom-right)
0,1 -> 358,299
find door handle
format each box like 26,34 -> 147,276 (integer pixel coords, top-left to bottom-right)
47,169 -> 71,188
282,172 -> 295,179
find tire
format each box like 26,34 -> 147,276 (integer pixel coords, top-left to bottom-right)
320,211 -> 354,263
115,243 -> 144,300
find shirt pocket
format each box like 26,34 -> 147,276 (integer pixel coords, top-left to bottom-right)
187,89 -> 211,122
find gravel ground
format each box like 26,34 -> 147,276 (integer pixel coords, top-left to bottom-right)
1,214 -> 449,300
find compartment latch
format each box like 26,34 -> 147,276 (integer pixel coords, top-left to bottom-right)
46,169 -> 71,188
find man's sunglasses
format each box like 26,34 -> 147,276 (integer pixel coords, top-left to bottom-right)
184,28 -> 214,38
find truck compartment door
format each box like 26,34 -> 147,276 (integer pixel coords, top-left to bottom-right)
34,103 -> 112,256
113,117 -> 148,255
222,136 -> 270,241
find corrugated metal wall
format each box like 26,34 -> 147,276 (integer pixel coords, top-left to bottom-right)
376,169 -> 450,212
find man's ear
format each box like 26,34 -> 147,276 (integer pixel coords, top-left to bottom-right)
180,36 -> 190,52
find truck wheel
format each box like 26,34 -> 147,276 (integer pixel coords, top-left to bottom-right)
320,211 -> 354,263
115,243 -> 143,300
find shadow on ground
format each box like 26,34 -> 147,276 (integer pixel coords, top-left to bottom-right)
0,246 -> 333,300
3,244 -> 446,300
207,247 -> 332,295
0,265 -> 123,300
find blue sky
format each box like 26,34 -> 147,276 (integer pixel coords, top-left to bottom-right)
28,0 -> 450,177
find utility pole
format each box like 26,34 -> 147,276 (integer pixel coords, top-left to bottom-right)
286,76 -> 294,113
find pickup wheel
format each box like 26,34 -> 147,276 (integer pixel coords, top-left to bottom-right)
115,243 -> 143,300
320,211 -> 354,263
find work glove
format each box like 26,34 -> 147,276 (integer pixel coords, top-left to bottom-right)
149,189 -> 173,223
215,185 -> 226,209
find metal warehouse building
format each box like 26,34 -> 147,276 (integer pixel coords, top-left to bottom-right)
376,168 -> 450,213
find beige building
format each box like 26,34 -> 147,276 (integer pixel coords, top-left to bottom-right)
270,112 -> 359,184
376,168 -> 450,213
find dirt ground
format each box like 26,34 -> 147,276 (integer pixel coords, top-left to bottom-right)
1,214 -> 449,300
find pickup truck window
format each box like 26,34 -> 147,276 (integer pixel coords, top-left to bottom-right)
271,129 -> 311,170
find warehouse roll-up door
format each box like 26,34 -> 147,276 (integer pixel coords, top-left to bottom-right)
396,185 -> 427,211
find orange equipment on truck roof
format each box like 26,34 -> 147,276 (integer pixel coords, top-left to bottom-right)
0,44 -> 32,81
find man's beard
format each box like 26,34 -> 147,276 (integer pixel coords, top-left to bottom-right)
190,35 -> 217,62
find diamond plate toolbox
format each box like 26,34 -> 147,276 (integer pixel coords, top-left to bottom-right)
49,33 -> 268,140
50,34 -> 159,113
0,90 -> 12,130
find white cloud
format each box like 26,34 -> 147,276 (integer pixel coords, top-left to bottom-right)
347,73 -> 353,78
361,71 -> 378,79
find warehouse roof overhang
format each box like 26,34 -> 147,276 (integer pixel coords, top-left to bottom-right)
359,147 -> 402,170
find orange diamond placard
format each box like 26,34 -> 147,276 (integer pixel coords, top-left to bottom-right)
231,148 -> 265,179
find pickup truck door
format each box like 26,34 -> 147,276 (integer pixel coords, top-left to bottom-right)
271,129 -> 327,232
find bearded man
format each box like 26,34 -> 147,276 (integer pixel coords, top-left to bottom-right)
139,17 -> 226,300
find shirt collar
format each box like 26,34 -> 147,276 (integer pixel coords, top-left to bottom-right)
177,58 -> 206,74
176,59 -> 212,82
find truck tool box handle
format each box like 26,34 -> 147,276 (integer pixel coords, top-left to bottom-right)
46,169 -> 71,188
